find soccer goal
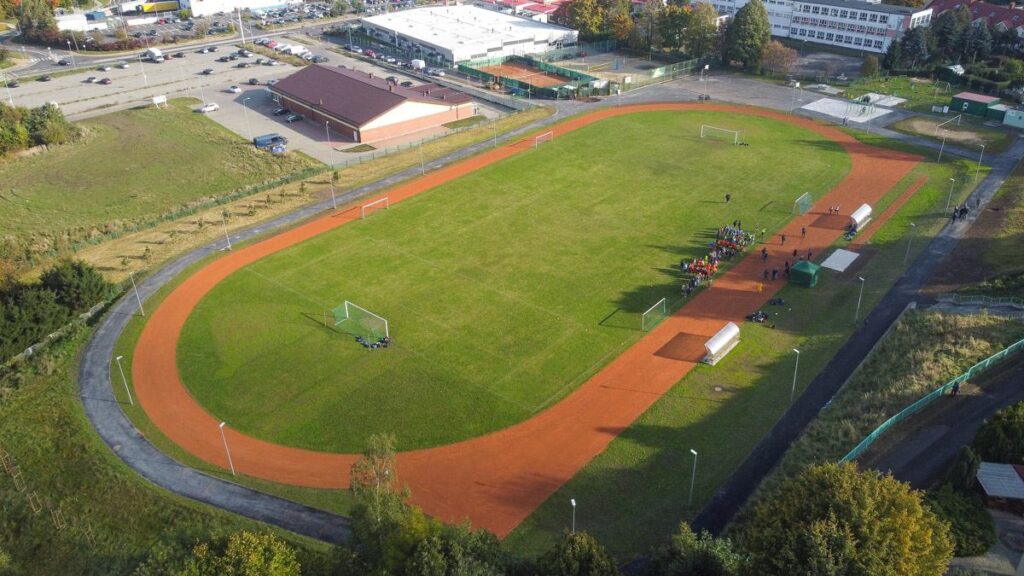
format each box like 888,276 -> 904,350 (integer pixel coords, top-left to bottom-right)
332,301 -> 389,339
534,131 -> 554,148
641,297 -> 668,332
700,124 -> 740,145
793,192 -> 813,215
360,197 -> 389,219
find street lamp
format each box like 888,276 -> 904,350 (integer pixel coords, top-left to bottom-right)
114,355 -> 134,405
688,449 -> 698,507
946,178 -> 955,212
324,121 -> 338,209
854,276 -> 866,325
65,40 -> 76,70
570,498 -> 576,534
241,97 -> 252,139
975,144 -> 985,182
937,130 -> 947,163
702,64 -> 709,98
219,422 -> 236,476
790,349 -> 800,403
129,271 -> 145,316
1,73 -> 13,106
903,222 -> 916,266
137,53 -> 149,89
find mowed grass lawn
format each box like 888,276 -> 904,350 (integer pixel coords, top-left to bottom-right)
0,99 -> 317,239
176,111 -> 850,453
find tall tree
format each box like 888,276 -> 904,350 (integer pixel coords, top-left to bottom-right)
657,4 -> 690,51
176,532 -> 301,576
723,0 -> 770,69
860,54 -> 879,77
740,462 -> 953,576
349,433 -> 410,569
648,524 -> 749,576
684,2 -> 721,60
18,0 -> 56,37
537,532 -> 621,576
759,40 -> 797,76
607,4 -> 635,43
882,36 -> 902,70
638,0 -> 664,48
930,9 -> 966,61
960,22 -> 992,63
900,26 -> 930,69
566,0 -> 606,40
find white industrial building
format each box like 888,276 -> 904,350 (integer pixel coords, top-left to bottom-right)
178,0 -> 299,17
361,5 -> 578,63
710,0 -> 932,53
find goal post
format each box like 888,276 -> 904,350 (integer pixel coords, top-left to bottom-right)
332,301 -> 389,339
534,131 -> 554,148
700,124 -> 740,145
793,192 -> 813,215
641,297 -> 668,332
360,197 -> 389,219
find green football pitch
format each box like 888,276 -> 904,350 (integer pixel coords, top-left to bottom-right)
177,111 -> 851,453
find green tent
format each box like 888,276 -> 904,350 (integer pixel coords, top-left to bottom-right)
790,260 -> 821,287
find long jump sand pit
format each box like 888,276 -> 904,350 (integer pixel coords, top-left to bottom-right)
477,61 -> 572,88
131,103 -> 921,537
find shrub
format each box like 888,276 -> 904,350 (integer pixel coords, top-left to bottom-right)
926,484 -> 996,557
973,401 -> 1024,463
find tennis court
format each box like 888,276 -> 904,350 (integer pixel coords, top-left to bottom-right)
477,61 -> 573,89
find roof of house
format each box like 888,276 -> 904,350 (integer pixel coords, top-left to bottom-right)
953,91 -> 1001,104
271,65 -> 471,127
977,462 -> 1024,499
926,0 -> 1024,28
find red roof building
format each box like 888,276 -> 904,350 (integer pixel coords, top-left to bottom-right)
270,65 -> 474,144
926,0 -> 1024,34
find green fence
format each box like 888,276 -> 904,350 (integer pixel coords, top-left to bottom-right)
459,55 -> 600,99
840,336 -> 1024,463
936,293 -> 1024,309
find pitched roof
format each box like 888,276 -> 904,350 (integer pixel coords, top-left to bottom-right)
954,91 -> 1001,104
926,0 -> 1024,28
271,65 -> 471,127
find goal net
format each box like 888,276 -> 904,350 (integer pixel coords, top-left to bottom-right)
641,297 -> 667,331
793,192 -> 813,215
700,124 -> 740,145
534,131 -> 554,148
332,301 -> 390,339
361,197 -> 389,220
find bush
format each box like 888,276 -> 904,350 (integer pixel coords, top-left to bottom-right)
926,484 -> 996,557
39,259 -> 111,311
946,446 -> 981,491
647,524 -> 749,576
973,401 -> 1024,463
537,532 -> 621,576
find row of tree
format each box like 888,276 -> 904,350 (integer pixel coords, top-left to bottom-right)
130,434 -> 955,575
0,102 -> 79,156
0,260 -> 112,364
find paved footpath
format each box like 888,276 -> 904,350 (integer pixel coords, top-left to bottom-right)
79,75 -> 1024,543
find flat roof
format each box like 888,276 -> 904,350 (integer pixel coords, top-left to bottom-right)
954,91 -> 1001,104
363,5 -> 575,55
794,0 -> 925,15
977,462 -> 1024,499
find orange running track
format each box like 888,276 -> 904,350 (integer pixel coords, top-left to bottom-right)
132,104 -> 920,537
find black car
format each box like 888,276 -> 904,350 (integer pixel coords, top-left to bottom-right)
173,52 -> 185,58
285,113 -> 303,123
236,62 -> 250,68
228,54 -> 238,61
400,81 -> 414,87
218,56 -> 231,62
201,68 -> 214,75
7,80 -> 19,88
273,107 -> 290,116
209,46 -> 218,52
57,59 -> 70,66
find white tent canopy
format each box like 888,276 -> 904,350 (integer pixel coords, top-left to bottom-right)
850,203 -> 873,231
704,322 -> 740,366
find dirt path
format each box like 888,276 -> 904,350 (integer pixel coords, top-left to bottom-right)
132,103 -> 920,536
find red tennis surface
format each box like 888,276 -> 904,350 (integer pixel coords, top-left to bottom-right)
478,62 -> 572,88
132,104 -> 920,536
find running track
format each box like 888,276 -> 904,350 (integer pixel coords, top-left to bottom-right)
132,103 -> 920,536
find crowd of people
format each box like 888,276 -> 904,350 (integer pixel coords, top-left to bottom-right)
679,222 -> 755,297
951,203 -> 971,222
356,335 -> 392,350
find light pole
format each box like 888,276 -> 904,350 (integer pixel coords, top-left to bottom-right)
65,40 -> 76,70
114,355 -> 134,405
854,276 -> 866,325
324,121 -> 338,209
790,349 -> 800,403
946,178 -> 955,212
241,97 -> 252,139
419,143 -> 425,175
129,271 -> 145,316
975,144 -> 985,182
222,217 -> 232,250
688,449 -> 698,507
702,64 -> 709,98
219,422 -> 236,476
937,130 -> 947,163
570,498 -> 576,534
137,53 -> 149,88
903,222 -> 916,266
1,73 -> 13,106
492,118 -> 497,148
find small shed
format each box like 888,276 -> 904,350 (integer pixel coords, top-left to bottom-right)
790,260 -> 821,287
703,322 -> 740,366
976,462 -> 1024,501
951,92 -> 1001,117
987,103 -> 1009,122
1004,108 -> 1024,130
849,203 -> 873,232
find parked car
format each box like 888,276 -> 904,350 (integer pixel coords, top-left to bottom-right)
227,85 -> 241,93
248,77 -> 259,85
349,45 -> 362,53
384,56 -> 396,64
236,62 -> 250,68
201,68 -> 214,75
364,49 -> 376,58
400,80 -> 414,87
209,46 -> 218,52
85,76 -> 98,83
173,52 -> 185,58
98,65 -> 111,71
117,61 -> 130,68
198,102 -> 220,113
6,80 -> 18,88
266,59 -> 280,66
284,113 -> 303,123
266,78 -> 278,85
228,54 -> 238,61
197,47 -> 209,54
99,78 -> 113,85
311,55 -> 328,63
273,107 -> 290,116
57,58 -> 70,66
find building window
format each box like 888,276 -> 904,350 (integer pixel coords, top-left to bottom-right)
839,10 -> 847,17
811,6 -> 819,13
874,40 -> 883,48
869,13 -> 877,21
799,27 -> 807,35
854,37 -> 862,45
825,32 -> 834,40
831,8 -> 838,16
879,15 -> 888,23
859,12 -> 867,19
844,35 -> 853,43
817,30 -> 825,38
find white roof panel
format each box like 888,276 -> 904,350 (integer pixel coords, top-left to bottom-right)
977,462 -> 1024,500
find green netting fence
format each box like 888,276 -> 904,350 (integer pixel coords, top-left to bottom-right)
840,335 -> 1024,463
459,55 -> 600,99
